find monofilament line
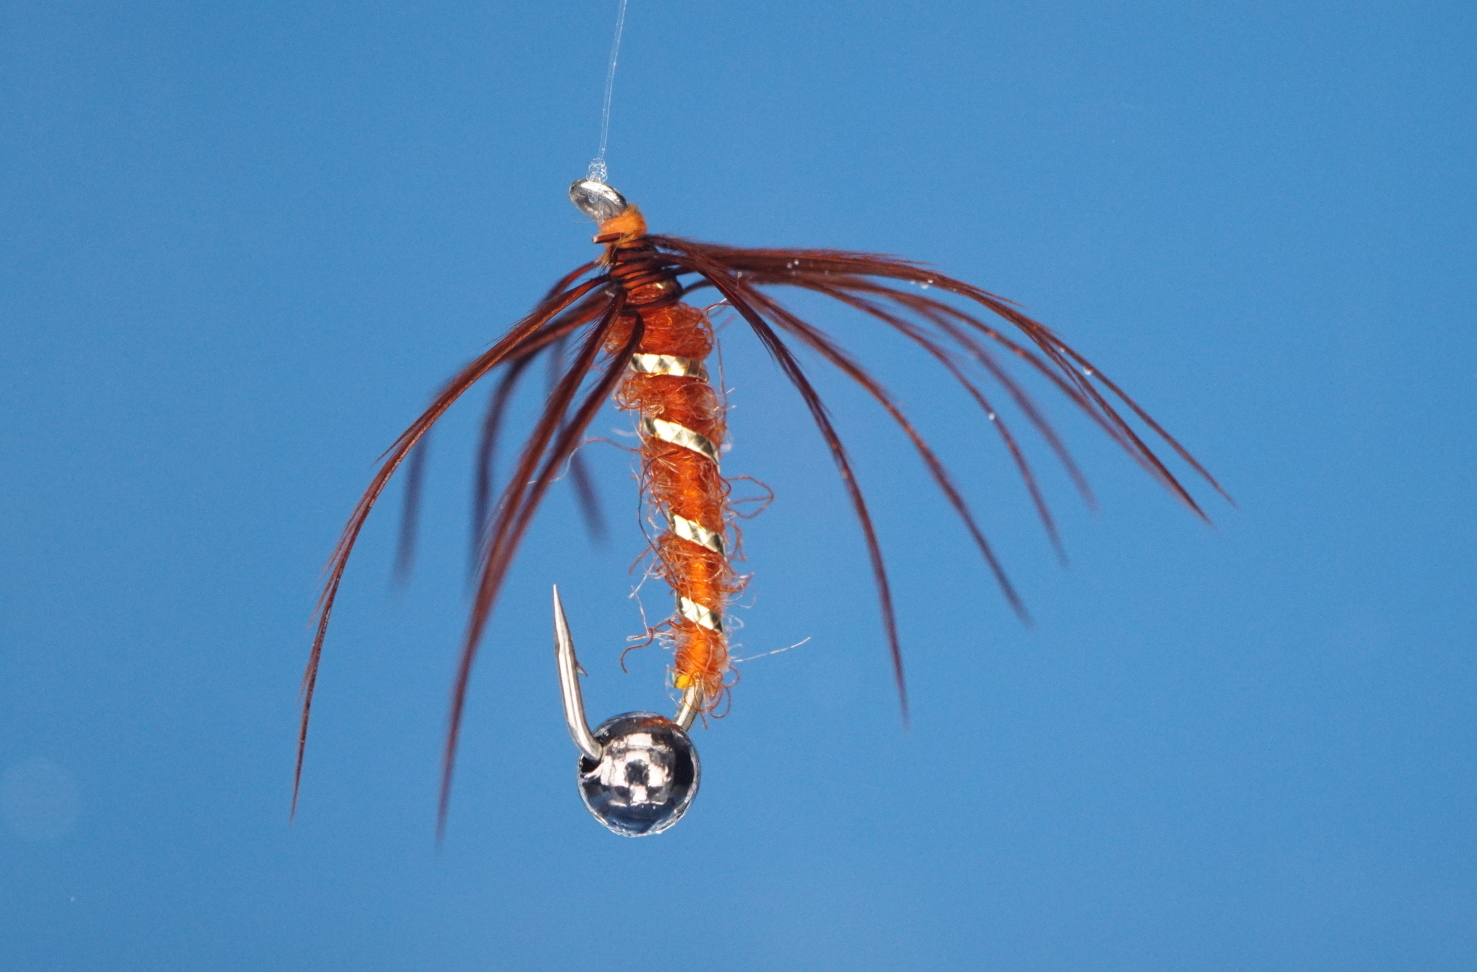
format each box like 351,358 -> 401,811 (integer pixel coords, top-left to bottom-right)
588,0 -> 630,184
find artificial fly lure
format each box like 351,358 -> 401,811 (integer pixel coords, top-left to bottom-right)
294,176 -> 1229,837
295,0 -> 1223,840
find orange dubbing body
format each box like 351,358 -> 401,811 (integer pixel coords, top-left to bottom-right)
602,251 -> 737,706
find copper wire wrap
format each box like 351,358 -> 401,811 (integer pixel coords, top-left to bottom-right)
596,207 -> 737,708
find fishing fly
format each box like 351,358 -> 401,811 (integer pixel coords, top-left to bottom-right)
294,4 -> 1227,837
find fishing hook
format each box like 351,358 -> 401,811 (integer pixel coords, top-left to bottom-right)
553,585 -> 702,836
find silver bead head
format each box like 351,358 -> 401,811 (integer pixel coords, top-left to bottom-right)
578,712 -> 700,837
569,179 -> 629,222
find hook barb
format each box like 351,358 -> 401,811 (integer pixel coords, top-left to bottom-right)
553,586 -> 604,761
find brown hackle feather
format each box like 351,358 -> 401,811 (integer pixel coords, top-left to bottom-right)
293,275 -> 612,817
393,438 -> 430,584
472,355 -> 534,559
439,296 -> 634,834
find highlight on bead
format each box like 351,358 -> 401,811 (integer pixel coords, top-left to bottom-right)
293,178 -> 1228,833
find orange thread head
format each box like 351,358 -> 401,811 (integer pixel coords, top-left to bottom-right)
597,205 -> 647,246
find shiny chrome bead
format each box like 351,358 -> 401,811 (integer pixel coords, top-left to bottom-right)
578,712 -> 699,836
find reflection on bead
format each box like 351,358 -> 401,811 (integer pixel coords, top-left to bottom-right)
569,180 -> 629,222
577,712 -> 699,836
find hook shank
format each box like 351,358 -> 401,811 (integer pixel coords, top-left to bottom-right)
673,685 -> 701,732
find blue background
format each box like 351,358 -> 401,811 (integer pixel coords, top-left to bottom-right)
3,1 -> 1473,969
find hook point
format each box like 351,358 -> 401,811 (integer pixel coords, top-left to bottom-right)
554,586 -> 604,762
